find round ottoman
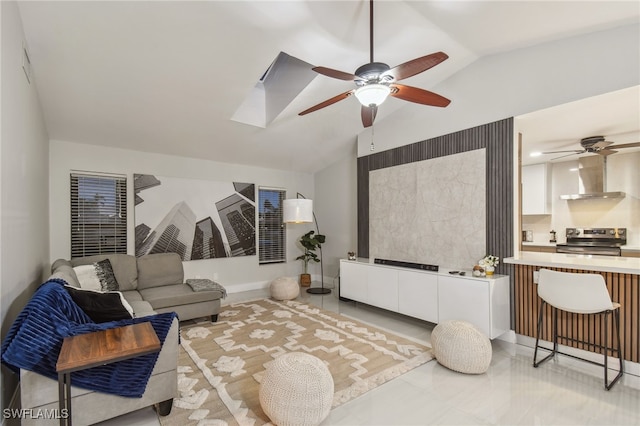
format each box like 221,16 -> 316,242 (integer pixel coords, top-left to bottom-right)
259,352 -> 334,426
270,277 -> 300,301
431,320 -> 492,374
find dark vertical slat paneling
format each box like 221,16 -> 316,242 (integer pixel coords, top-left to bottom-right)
357,156 -> 369,258
357,117 -> 515,324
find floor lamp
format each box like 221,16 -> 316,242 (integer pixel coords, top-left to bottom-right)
283,193 -> 331,295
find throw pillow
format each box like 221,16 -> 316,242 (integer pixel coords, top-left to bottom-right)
72,260 -> 120,292
64,286 -> 134,323
72,264 -> 102,291
94,259 -> 120,291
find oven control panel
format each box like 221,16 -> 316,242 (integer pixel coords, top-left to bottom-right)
565,228 -> 626,242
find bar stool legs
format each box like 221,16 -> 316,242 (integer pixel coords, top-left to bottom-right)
533,301 -> 624,391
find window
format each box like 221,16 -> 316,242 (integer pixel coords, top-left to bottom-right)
70,173 -> 127,258
258,187 -> 285,264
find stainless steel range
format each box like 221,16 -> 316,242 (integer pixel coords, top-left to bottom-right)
556,227 -> 626,256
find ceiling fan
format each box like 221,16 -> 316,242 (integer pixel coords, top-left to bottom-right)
298,0 -> 451,128
542,136 -> 640,159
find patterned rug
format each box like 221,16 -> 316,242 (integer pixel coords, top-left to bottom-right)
159,298 -> 434,425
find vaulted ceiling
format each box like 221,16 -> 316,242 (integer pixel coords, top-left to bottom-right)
16,1 -> 640,173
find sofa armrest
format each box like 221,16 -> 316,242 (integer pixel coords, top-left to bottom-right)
20,317 -> 179,425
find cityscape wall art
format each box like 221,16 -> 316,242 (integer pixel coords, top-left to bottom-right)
134,174 -> 256,261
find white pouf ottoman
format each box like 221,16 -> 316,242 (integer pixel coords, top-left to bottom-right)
259,352 -> 334,426
431,320 -> 492,374
270,277 -> 300,301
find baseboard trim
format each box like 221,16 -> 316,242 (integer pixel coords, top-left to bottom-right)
226,281 -> 270,294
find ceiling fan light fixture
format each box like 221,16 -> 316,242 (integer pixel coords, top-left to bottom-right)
355,84 -> 391,107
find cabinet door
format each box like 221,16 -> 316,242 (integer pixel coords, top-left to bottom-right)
340,261 -> 368,302
522,163 -> 550,215
438,276 -> 491,337
398,270 -> 438,323
367,267 -> 398,312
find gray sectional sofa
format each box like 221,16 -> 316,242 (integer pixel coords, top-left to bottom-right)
51,252 -> 224,322
19,252 -> 224,425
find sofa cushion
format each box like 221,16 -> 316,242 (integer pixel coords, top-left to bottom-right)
64,286 -> 134,323
139,284 -> 223,310
121,290 -> 143,302
128,300 -> 156,318
137,253 -> 184,290
70,254 -> 138,291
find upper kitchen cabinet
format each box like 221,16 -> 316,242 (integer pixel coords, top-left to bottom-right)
522,163 -> 551,215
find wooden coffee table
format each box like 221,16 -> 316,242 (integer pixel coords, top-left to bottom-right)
56,322 -> 161,426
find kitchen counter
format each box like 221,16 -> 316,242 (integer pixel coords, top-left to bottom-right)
505,251 -> 640,274
509,251 -> 640,363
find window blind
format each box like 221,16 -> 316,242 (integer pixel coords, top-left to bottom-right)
258,187 -> 286,264
70,173 -> 127,258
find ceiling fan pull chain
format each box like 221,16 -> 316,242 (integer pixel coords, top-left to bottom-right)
370,108 -> 375,151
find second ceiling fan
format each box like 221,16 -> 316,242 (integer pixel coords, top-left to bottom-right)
299,0 -> 451,128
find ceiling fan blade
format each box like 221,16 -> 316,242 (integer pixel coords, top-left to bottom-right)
592,141 -> 613,149
542,149 -> 584,154
597,149 -> 618,156
361,105 -> 378,128
389,84 -> 451,107
381,52 -> 449,81
312,66 -> 361,81
609,142 -> 640,149
298,90 -> 355,116
550,152 -> 582,161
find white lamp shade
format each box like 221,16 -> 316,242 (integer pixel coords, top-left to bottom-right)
354,84 -> 391,107
283,198 -> 313,223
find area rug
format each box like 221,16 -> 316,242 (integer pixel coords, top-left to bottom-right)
159,298 -> 433,425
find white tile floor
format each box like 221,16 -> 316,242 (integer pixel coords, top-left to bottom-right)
99,288 -> 640,426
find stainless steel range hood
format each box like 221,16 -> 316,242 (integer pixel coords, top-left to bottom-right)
560,156 -> 625,200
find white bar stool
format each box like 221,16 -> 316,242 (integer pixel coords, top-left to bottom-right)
533,268 -> 624,390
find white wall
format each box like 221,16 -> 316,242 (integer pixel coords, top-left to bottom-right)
313,139 -> 358,292
49,140 -> 317,292
356,24 -> 640,157
1,0 -> 50,412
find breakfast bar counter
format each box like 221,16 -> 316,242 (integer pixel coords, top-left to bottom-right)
504,251 -> 640,274
505,251 -> 639,363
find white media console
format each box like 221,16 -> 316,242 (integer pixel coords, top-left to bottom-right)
339,259 -> 511,339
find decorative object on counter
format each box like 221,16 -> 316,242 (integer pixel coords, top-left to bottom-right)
478,255 -> 499,276
348,251 -> 356,261
522,230 -> 533,242
472,265 -> 485,277
549,230 -> 557,243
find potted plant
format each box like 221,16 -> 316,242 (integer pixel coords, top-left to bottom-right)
295,230 -> 326,287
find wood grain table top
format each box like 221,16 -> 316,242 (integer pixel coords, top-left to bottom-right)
56,322 -> 161,373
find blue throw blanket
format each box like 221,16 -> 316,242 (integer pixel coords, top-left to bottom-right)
1,279 -> 177,398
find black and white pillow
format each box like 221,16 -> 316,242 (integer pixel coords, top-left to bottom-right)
73,259 -> 119,292
65,286 -> 134,323
94,259 -> 119,291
